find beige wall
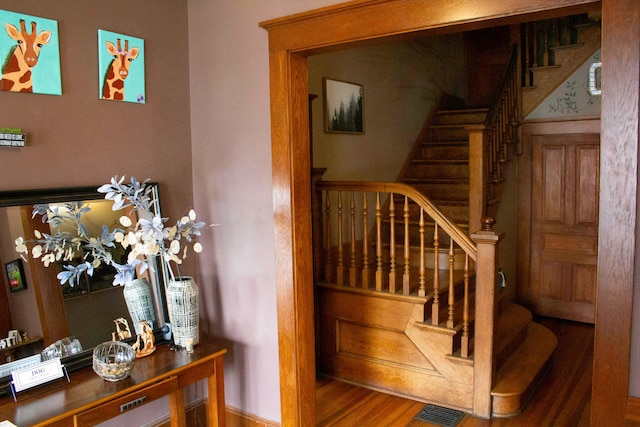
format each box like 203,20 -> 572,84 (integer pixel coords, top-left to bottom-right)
309,36 -> 466,181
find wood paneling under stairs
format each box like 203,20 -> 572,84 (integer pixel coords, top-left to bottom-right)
317,317 -> 593,426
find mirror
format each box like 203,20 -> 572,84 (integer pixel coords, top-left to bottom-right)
0,185 -> 170,381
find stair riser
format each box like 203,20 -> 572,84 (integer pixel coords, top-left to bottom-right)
411,183 -> 469,200
405,163 -> 470,180
430,126 -> 470,141
434,111 -> 487,125
420,144 -> 469,160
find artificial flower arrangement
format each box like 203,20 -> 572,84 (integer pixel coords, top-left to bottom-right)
15,176 -> 208,288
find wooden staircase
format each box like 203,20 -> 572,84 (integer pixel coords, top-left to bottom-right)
312,16 -> 604,418
522,14 -> 602,117
400,107 -> 488,237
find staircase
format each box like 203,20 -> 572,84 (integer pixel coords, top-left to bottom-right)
400,107 -> 487,237
313,15 -> 602,419
522,14 -> 602,117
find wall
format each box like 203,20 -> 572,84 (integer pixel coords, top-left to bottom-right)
0,1 -> 193,425
309,36 -> 466,181
187,0 -> 342,422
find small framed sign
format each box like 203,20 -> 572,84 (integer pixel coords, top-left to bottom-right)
5,259 -> 26,293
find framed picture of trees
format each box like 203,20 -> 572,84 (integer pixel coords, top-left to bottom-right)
323,78 -> 364,134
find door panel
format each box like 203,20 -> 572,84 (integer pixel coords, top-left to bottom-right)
530,133 -> 599,323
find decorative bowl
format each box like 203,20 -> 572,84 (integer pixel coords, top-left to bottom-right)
92,341 -> 135,382
41,336 -> 83,360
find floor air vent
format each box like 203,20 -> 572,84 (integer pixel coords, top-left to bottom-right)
413,404 -> 465,427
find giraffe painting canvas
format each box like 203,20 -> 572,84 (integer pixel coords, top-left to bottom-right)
98,30 -> 145,103
0,10 -> 61,95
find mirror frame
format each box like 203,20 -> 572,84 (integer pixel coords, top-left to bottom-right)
0,184 -> 172,391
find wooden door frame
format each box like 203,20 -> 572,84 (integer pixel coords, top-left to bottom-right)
261,0 -> 638,425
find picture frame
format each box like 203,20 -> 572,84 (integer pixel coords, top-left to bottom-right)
323,77 -> 364,134
0,9 -> 62,95
98,29 -> 146,103
5,259 -> 27,293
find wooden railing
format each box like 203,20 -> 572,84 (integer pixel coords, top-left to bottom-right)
313,179 -> 502,417
468,44 -> 519,230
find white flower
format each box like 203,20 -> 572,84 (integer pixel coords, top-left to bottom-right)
193,242 -> 203,253
15,237 -> 28,254
169,239 -> 180,255
32,245 -> 43,258
119,215 -> 132,227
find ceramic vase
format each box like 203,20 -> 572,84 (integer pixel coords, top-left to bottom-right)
123,278 -> 158,335
166,276 -> 199,347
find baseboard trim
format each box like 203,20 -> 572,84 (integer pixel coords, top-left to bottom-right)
226,405 -> 280,427
150,399 -> 280,427
627,396 -> 640,422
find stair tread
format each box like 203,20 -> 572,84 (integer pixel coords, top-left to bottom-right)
437,108 -> 489,114
491,322 -> 558,397
494,303 -> 533,367
412,159 -> 468,165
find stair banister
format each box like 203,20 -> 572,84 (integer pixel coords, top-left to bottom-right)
470,217 -> 503,418
317,181 -> 477,257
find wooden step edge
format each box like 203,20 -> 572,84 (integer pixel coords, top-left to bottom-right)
421,141 -> 469,146
403,178 -> 470,185
528,64 -> 561,72
491,323 -> 558,417
551,42 -> 585,52
446,351 -> 474,366
414,320 -> 461,336
411,159 -> 468,165
437,108 -> 489,115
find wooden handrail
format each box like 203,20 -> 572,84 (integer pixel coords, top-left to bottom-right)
316,180 -> 477,258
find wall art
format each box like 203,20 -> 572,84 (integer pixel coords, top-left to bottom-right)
5,259 -> 26,293
98,29 -> 145,103
0,9 -> 61,95
323,77 -> 364,134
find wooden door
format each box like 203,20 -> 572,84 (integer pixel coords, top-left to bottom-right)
530,132 -> 599,323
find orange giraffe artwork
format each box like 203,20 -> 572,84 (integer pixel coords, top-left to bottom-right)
1,20 -> 52,93
101,38 -> 139,101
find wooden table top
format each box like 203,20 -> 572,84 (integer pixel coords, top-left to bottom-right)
0,341 -> 226,426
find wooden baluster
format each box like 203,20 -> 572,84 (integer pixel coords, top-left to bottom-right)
349,192 -> 357,287
375,192 -> 383,291
543,20 -> 549,66
431,222 -> 439,324
388,193 -> 396,294
461,254 -> 470,358
417,209 -> 426,298
524,22 -> 531,87
337,191 -> 344,285
403,197 -> 410,295
532,22 -> 538,68
447,239 -> 455,328
324,191 -> 333,282
362,193 -> 369,289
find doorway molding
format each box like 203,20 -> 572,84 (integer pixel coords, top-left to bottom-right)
260,0 -> 638,425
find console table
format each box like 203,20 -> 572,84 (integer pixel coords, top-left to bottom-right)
0,341 -> 226,426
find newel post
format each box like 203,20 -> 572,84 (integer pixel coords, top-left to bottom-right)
467,124 -> 486,235
470,217 -> 503,418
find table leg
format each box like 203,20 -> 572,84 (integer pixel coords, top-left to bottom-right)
207,356 -> 226,426
168,388 -> 187,427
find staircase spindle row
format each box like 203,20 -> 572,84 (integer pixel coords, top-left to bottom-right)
315,182 -> 478,332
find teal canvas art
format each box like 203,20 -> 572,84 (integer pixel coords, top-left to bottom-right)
0,9 -> 61,95
98,29 -> 145,103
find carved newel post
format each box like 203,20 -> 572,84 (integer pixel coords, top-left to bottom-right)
470,217 -> 504,418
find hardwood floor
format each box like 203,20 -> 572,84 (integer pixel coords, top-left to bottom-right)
316,317 -> 593,426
